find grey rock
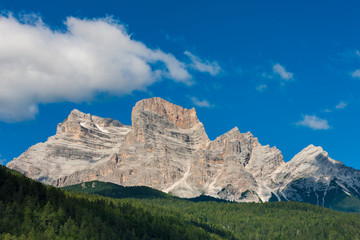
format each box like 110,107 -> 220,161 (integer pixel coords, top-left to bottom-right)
7,97 -> 360,205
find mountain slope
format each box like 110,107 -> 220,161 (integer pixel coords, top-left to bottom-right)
2,166 -> 360,240
267,145 -> 360,211
63,180 -> 171,200
63,180 -> 230,203
0,165 -> 232,240
63,180 -> 360,240
6,97 -> 360,210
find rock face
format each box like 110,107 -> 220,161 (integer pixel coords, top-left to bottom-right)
6,97 -> 360,207
268,145 -> 360,207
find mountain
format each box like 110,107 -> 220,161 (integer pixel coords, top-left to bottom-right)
3,165 -> 360,240
0,165 -> 233,240
63,180 -> 230,203
7,97 -> 360,211
268,145 -> 360,211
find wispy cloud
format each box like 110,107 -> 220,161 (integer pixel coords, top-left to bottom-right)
256,84 -> 268,92
190,97 -> 212,108
261,72 -> 274,79
0,14 -> 194,122
323,100 -> 348,113
335,101 -> 347,109
296,115 -> 330,130
351,70 -> 360,79
184,51 -> 222,76
165,34 -> 185,43
273,63 -> 294,81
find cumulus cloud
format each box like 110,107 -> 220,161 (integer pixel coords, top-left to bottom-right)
296,115 -> 330,130
335,101 -> 347,109
256,84 -> 267,92
190,97 -> 212,108
273,63 -> 293,81
0,14 -> 193,121
184,51 -> 221,76
352,70 -> 360,79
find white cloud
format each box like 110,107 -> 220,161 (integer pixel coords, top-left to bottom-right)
256,84 -> 267,92
273,63 -> 294,81
0,14 -> 193,122
261,72 -> 273,79
190,97 -> 212,108
352,70 -> 360,79
296,115 -> 330,130
335,101 -> 347,109
184,51 -> 221,76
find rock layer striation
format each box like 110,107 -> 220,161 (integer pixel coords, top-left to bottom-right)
7,97 -> 360,206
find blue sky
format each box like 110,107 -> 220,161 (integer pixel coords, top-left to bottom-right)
0,0 -> 360,169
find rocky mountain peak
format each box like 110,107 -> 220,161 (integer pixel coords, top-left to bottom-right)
224,126 -> 241,137
132,97 -> 199,129
67,109 -> 92,122
7,97 -> 360,210
291,144 -> 338,165
56,109 -> 90,136
303,144 -> 324,152
56,109 -> 123,137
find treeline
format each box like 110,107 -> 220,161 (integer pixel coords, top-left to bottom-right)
2,167 -> 360,240
67,181 -> 360,240
0,166 -> 232,240
139,199 -> 360,240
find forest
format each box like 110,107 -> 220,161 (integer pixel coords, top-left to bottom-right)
1,166 -> 360,240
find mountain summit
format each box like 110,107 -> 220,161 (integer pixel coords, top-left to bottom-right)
7,97 -> 360,209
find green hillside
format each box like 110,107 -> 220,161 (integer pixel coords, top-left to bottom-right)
65,180 -> 360,211
63,181 -> 171,200
2,168 -> 360,239
63,181 -> 228,203
0,166 -> 234,240
64,180 -> 360,239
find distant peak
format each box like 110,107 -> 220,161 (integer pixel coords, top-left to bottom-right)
303,144 -> 324,153
231,126 -> 239,132
68,109 -> 92,122
288,144 -> 345,166
133,97 -> 199,129
70,109 -> 82,114
135,97 -> 194,112
223,126 -> 241,136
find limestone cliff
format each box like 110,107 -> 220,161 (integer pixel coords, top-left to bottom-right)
7,97 -> 360,205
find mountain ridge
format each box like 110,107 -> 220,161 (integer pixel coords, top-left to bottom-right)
7,97 -> 360,210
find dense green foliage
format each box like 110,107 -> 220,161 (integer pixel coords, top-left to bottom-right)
63,181 -> 228,203
142,199 -> 360,240
2,168 -> 360,240
63,181 -> 171,200
0,166 -> 232,240
67,181 -> 360,240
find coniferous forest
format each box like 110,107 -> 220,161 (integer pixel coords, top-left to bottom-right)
1,165 -> 360,240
